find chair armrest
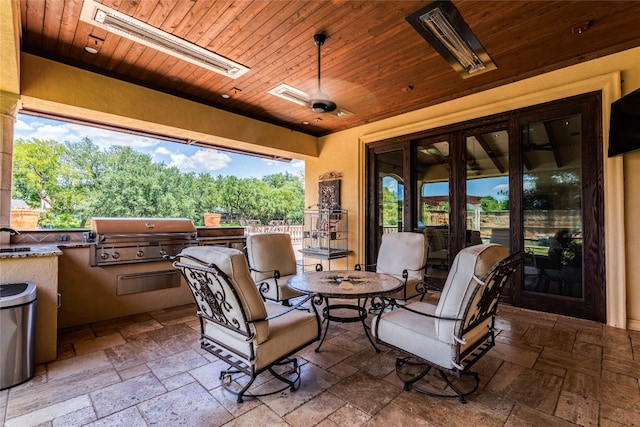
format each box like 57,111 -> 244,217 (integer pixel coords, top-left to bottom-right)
385,301 -> 461,322
297,260 -> 323,272
249,266 -> 281,279
264,294 -> 315,320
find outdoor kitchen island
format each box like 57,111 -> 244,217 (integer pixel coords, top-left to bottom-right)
56,219 -> 245,329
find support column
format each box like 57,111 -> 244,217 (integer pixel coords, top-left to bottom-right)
1,93 -> 20,244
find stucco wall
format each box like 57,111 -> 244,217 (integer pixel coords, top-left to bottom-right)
306,47 -> 640,329
18,54 -> 319,161
1,255 -> 59,364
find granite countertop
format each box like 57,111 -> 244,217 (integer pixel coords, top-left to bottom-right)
0,242 -> 89,259
0,227 -> 247,259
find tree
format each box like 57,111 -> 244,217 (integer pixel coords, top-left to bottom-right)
12,138 -> 64,209
382,186 -> 399,226
12,138 -> 306,228
12,138 -> 89,227
480,195 -> 504,211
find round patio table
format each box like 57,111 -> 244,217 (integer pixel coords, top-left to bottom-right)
288,270 -> 403,352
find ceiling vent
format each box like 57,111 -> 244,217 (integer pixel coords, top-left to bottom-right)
80,0 -> 249,79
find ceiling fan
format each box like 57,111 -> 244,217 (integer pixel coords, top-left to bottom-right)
309,33 -> 336,113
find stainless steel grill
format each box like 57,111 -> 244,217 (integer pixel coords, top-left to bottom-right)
89,217 -> 197,267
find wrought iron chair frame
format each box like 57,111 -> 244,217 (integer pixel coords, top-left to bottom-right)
373,251 -> 523,403
172,253 -> 320,402
249,261 -> 322,305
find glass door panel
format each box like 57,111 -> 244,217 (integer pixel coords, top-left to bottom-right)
521,114 -> 583,298
375,150 -> 405,240
381,175 -> 404,234
415,139 -> 450,278
465,130 -> 510,250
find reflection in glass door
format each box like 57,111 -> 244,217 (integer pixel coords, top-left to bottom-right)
415,139 -> 450,279
374,149 -> 405,241
521,114 -> 583,298
465,130 -> 510,251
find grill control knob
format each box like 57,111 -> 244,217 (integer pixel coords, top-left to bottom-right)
100,252 -> 109,260
112,251 -> 120,260
137,250 -> 145,257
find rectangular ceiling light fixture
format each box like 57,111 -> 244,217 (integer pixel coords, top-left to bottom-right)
80,0 -> 249,79
268,84 -> 354,117
268,84 -> 310,107
406,1 -> 496,78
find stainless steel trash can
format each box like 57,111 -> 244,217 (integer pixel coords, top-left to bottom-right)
1,282 -> 37,390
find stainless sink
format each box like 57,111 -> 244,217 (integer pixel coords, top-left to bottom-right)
0,247 -> 31,253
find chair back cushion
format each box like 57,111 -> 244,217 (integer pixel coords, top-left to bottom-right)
434,243 -> 508,341
179,246 -> 268,322
376,232 -> 427,281
246,233 -> 298,281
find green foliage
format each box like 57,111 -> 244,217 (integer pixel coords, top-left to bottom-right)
479,195 -> 508,211
11,137 -> 305,229
382,185 -> 399,226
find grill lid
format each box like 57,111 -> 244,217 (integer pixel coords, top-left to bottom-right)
91,217 -> 197,235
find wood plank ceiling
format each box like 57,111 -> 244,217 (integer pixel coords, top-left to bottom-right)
19,0 -> 640,137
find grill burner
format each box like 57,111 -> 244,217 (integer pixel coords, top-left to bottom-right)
89,217 -> 197,266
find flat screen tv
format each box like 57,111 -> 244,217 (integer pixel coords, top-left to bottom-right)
608,88 -> 640,157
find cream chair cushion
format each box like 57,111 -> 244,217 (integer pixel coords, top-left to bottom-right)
373,243 -> 508,369
180,246 -> 318,370
246,233 -> 301,302
179,246 -> 270,342
376,232 -> 427,300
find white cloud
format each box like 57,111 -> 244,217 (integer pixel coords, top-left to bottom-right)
15,121 -> 73,141
14,113 -> 302,177
168,149 -> 232,172
493,183 -> 510,197
14,118 -> 33,131
154,146 -> 172,155
63,123 -> 161,150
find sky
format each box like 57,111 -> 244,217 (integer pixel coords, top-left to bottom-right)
15,113 -> 509,198
384,173 -> 508,200
13,114 -> 305,179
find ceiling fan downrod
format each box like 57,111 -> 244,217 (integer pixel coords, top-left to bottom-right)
310,33 -> 336,113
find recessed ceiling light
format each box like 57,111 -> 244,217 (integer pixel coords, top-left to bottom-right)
221,94 -> 230,99
84,34 -> 104,54
302,121 -> 310,125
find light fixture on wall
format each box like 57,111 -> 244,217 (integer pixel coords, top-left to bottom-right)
406,1 -> 496,78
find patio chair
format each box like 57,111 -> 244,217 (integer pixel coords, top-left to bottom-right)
171,245 -> 321,402
372,244 -> 522,403
246,232 -> 317,304
356,232 -> 429,301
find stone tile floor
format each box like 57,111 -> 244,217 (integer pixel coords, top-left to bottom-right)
2,297 -> 640,426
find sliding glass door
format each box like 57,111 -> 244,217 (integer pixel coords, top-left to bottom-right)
365,92 -> 604,321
